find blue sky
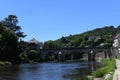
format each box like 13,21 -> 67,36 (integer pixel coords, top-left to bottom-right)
0,0 -> 120,42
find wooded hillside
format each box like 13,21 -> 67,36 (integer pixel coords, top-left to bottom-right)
43,26 -> 120,48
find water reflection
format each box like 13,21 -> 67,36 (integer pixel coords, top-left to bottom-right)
0,61 -> 102,80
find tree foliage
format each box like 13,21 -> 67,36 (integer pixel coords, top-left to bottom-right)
0,23 -> 19,63
0,15 -> 26,63
43,25 -> 120,48
2,15 -> 26,39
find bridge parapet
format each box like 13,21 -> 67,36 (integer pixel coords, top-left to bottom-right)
39,47 -> 115,61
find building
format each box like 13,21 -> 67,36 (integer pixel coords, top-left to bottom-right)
113,33 -> 120,47
88,36 -> 101,41
28,38 -> 43,50
112,33 -> 120,55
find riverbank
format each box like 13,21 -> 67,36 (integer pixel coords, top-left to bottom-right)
88,58 -> 115,80
0,61 -> 11,66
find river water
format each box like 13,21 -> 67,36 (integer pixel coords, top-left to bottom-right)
0,60 -> 101,80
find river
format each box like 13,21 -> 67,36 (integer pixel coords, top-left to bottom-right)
0,60 -> 102,80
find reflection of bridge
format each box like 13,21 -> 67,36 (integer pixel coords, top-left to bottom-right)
39,47 -> 119,62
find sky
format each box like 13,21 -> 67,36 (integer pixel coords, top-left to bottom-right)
0,0 -> 120,42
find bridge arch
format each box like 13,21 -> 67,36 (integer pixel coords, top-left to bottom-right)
40,47 -> 114,62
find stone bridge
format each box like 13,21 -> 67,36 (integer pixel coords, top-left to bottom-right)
39,47 -> 119,62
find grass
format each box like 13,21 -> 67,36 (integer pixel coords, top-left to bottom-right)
0,61 -> 12,66
92,59 -> 115,79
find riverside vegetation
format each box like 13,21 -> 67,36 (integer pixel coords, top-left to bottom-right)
0,15 -> 26,64
1,15 -> 120,64
91,59 -> 115,80
90,55 -> 120,80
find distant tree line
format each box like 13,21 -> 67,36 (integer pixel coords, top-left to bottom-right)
43,26 -> 120,48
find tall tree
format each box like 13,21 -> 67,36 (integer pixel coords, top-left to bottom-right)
0,15 -> 26,63
0,24 -> 19,63
2,15 -> 26,39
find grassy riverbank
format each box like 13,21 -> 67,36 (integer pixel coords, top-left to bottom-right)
0,61 -> 12,66
91,59 -> 115,80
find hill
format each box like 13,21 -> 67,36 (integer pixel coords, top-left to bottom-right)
43,25 -> 120,48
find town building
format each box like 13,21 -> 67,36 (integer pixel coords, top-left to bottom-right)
113,33 -> 120,47
28,38 -> 43,50
88,36 -> 101,41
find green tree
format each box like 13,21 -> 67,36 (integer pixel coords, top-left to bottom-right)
2,15 -> 26,39
68,38 -> 81,48
60,36 -> 69,44
44,40 -> 57,48
0,26 -> 19,63
19,48 -> 30,63
0,15 -> 26,63
79,41 -> 86,47
83,34 -> 89,41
